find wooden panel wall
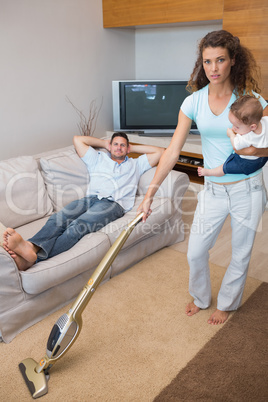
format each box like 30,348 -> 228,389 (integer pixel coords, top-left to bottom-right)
102,0 -> 224,28
102,0 -> 267,99
223,0 -> 268,99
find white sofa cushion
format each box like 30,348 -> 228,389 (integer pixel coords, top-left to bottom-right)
40,147 -> 89,211
0,156 -> 53,228
100,196 -> 175,249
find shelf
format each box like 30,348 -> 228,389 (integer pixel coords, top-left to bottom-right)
176,151 -> 204,183
178,153 -> 203,167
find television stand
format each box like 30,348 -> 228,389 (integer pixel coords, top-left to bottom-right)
174,150 -> 204,184
105,132 -> 204,184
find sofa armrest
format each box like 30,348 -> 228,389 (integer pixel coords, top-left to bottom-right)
0,248 -> 25,315
137,167 -> 189,202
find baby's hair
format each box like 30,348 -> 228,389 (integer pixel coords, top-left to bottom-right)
230,95 -> 263,125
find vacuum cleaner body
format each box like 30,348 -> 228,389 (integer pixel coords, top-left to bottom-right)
19,213 -> 144,398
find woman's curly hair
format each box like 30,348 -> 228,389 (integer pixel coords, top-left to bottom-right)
187,30 -> 261,97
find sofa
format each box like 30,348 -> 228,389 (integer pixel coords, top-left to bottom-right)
0,144 -> 189,343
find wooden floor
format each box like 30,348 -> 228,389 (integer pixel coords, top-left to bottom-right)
170,187 -> 268,283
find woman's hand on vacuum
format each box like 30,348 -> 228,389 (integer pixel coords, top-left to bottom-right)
137,197 -> 153,222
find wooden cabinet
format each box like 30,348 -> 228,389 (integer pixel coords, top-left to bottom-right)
102,0 -> 224,28
176,151 -> 204,184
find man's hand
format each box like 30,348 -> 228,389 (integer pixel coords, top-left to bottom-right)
102,139 -> 111,152
73,136 -> 110,158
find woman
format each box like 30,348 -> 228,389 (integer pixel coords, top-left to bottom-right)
138,30 -> 268,325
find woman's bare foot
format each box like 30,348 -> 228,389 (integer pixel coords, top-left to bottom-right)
207,309 -> 229,325
185,301 -> 200,316
3,228 -> 37,263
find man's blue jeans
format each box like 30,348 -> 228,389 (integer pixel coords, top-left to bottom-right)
29,196 -> 125,262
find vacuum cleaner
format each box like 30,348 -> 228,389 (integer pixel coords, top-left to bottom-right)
19,212 -> 144,399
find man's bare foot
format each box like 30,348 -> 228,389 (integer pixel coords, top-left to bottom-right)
185,302 -> 200,316
207,309 -> 229,325
3,246 -> 17,258
3,241 -> 34,271
3,228 -> 37,263
12,254 -> 35,271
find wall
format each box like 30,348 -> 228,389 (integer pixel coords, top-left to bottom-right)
0,0 -> 135,160
135,22 -> 222,80
103,0 -> 267,98
1,1 -> 222,161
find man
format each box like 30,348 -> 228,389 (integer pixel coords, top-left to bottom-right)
3,133 -> 164,271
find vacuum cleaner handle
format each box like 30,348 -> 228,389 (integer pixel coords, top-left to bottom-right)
66,212 -> 144,322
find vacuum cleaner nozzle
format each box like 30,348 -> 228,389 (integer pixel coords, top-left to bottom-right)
19,358 -> 49,399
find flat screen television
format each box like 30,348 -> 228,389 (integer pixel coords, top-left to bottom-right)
112,80 -> 198,137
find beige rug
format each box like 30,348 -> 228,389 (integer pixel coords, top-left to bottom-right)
0,248 -> 261,401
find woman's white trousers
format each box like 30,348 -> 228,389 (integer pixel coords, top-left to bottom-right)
187,172 -> 267,311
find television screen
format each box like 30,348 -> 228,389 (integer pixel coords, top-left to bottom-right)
123,82 -> 188,128
113,80 -> 198,136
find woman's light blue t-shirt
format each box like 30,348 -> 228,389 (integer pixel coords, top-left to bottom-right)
181,85 -> 268,183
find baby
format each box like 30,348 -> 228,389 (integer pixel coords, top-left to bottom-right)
198,95 -> 268,177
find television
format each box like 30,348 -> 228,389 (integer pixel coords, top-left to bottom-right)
112,80 -> 198,137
